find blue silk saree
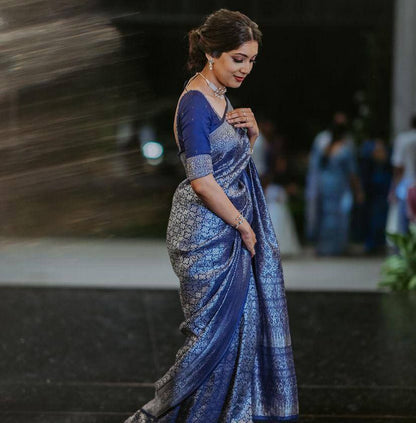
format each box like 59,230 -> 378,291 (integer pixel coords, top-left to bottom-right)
124,90 -> 299,422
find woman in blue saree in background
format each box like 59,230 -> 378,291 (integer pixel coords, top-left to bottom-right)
306,123 -> 364,256
124,9 -> 299,422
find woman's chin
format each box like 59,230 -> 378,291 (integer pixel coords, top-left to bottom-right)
228,80 -> 242,88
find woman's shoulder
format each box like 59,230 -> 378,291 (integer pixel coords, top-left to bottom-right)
178,89 -> 211,111
177,89 -> 214,126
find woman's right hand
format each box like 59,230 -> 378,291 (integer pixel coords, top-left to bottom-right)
238,220 -> 257,257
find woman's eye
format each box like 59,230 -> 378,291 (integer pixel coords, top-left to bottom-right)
233,58 -> 257,64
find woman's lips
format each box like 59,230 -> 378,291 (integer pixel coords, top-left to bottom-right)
234,76 -> 244,83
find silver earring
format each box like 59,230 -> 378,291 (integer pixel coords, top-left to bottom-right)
209,59 -> 214,71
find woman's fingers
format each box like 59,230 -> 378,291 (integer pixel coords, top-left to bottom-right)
227,114 -> 253,123
226,108 -> 253,124
242,233 -> 257,257
226,107 -> 252,116
234,121 -> 254,128
226,107 -> 259,139
237,216 -> 257,257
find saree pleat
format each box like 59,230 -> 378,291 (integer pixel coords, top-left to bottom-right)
124,98 -> 298,423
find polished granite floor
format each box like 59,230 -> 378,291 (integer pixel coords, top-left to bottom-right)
1,286 -> 415,422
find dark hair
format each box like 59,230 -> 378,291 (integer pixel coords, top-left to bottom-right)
319,122 -> 348,168
187,9 -> 262,73
411,114 -> 416,129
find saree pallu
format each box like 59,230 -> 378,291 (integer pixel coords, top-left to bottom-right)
124,103 -> 299,422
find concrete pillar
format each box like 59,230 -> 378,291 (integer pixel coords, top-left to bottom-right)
392,0 -> 416,137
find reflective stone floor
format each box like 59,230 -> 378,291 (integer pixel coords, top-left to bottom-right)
1,287 -> 415,422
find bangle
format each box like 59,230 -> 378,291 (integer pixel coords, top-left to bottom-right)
233,213 -> 245,229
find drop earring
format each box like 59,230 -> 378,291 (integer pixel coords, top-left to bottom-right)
208,59 -> 214,71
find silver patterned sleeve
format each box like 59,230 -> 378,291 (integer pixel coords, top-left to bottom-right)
185,154 -> 214,181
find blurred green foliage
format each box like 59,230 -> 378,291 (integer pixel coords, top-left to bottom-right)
379,225 -> 416,291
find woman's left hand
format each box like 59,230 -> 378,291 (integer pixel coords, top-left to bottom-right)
226,108 -> 259,140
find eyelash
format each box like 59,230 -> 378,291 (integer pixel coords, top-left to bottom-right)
233,59 -> 257,64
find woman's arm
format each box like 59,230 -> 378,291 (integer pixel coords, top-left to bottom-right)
249,135 -> 258,152
191,174 -> 257,256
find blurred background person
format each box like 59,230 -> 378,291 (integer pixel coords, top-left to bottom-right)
305,111 -> 354,242
253,117 -> 282,182
390,114 -> 416,234
408,184 -> 416,223
306,122 -> 364,256
263,160 -> 301,256
359,135 -> 392,254
310,111 -> 355,154
254,117 -> 301,256
250,116 -> 268,178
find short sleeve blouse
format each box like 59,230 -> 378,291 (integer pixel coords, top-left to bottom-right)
176,90 -> 225,181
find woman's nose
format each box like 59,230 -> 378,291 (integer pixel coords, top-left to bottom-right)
241,62 -> 251,75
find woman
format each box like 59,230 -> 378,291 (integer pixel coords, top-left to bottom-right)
359,137 -> 391,253
306,123 -> 363,255
124,9 -> 299,422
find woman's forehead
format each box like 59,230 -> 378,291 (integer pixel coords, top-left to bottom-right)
228,40 -> 258,56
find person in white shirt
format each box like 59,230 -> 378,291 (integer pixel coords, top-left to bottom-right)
391,114 -> 416,233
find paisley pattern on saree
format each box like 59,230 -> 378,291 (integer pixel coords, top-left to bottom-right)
124,94 -> 299,422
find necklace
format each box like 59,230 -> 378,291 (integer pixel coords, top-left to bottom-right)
196,72 -> 227,98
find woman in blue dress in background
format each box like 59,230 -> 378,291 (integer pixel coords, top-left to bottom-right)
124,9 -> 299,422
306,123 -> 364,255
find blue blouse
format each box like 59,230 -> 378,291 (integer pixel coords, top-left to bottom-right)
176,90 -> 227,181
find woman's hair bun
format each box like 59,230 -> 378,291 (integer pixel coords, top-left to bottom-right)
186,9 -> 262,73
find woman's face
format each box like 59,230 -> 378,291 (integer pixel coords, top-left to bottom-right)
208,40 -> 258,88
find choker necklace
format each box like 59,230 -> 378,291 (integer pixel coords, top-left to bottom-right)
196,72 -> 227,98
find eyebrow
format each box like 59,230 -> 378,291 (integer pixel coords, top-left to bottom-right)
232,52 -> 258,58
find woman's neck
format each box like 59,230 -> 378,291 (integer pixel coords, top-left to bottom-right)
199,69 -> 225,91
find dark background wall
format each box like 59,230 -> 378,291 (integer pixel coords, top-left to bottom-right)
0,0 -> 393,238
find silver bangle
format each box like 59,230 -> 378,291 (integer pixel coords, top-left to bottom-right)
233,213 -> 245,229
